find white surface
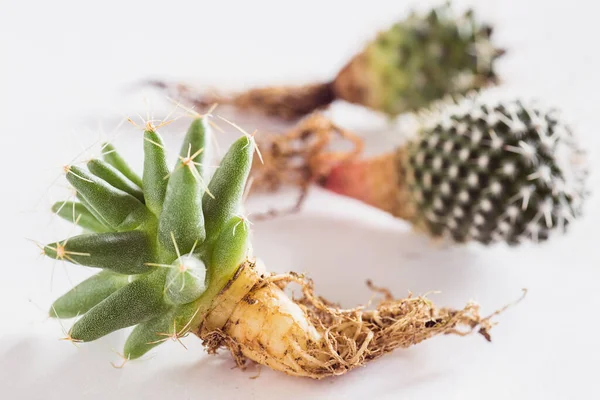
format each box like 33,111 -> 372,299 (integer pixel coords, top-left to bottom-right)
1,0 -> 600,398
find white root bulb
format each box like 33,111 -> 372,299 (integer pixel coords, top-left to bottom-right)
199,261 -> 500,379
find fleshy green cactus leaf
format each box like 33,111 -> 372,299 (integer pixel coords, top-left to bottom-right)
158,159 -> 206,255
203,136 -> 253,241
143,129 -> 170,216
44,231 -> 155,274
52,201 -> 110,233
211,216 -> 250,282
50,270 -> 130,318
123,302 -> 199,359
87,159 -> 145,203
76,194 -> 112,230
67,166 -> 151,231
69,269 -> 167,342
157,118 -> 211,255
179,118 -> 210,178
164,255 -> 207,305
102,143 -> 143,188
123,311 -> 174,359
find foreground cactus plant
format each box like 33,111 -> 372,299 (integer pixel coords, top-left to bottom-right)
251,95 -> 589,245
152,2 -> 503,120
43,115 -> 499,378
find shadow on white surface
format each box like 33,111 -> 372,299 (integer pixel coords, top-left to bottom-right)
1,333 -> 449,400
250,192 -> 494,309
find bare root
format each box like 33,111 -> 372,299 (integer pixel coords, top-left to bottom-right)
147,80 -> 335,121
199,265 -> 521,379
272,273 -> 495,375
250,113 -> 364,219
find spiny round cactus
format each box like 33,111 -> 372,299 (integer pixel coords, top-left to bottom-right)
46,117 -> 254,358
42,115 -> 499,378
151,3 -> 503,120
403,95 -> 588,244
334,2 -> 503,117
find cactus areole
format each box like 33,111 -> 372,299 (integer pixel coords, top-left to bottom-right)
45,116 -> 498,378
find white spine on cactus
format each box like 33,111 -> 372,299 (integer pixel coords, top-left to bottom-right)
403,92 -> 588,245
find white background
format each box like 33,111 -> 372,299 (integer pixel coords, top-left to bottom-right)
1,0 -> 599,398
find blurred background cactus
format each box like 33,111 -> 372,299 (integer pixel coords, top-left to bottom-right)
333,3 -> 503,116
152,2 -> 504,121
397,96 -> 588,244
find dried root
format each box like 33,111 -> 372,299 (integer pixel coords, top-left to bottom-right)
148,80 -> 335,121
250,113 -> 363,218
198,264 -> 515,379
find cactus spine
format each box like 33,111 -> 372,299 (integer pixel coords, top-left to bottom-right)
401,96 -> 588,244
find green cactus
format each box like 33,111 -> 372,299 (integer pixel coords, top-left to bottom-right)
318,94 -> 588,246
404,95 -> 589,244
151,2 -> 504,121
46,117 -> 253,358
358,2 -> 503,116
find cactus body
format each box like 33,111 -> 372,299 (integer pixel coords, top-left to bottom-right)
333,3 -> 503,116
46,117 -> 254,357
155,3 -> 503,121
324,96 -> 588,245
404,97 -> 588,244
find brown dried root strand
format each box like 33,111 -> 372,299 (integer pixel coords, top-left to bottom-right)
250,113 -> 364,217
249,114 -> 417,222
198,263 -> 516,379
148,80 -> 335,120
